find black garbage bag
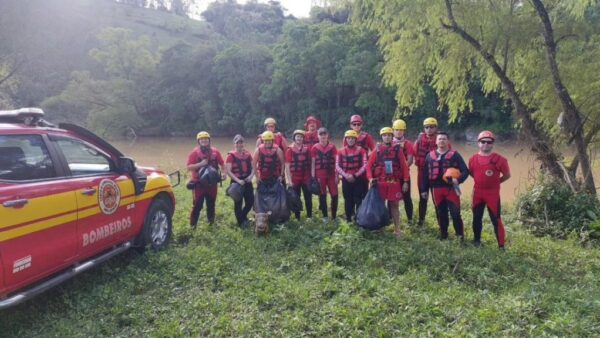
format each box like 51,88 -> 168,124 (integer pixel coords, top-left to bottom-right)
254,180 -> 290,224
199,166 -> 220,186
309,177 -> 321,195
226,182 -> 244,202
186,180 -> 198,190
286,186 -> 302,213
356,184 -> 390,230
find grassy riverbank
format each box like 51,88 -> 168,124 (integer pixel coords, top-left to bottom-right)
2,185 -> 599,336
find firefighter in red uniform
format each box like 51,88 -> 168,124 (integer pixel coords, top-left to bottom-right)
336,130 -> 368,222
420,132 -> 468,240
367,127 -> 409,237
311,127 -> 338,222
252,131 -> 285,184
225,134 -> 255,227
285,130 -> 313,220
256,117 -> 288,153
344,114 -> 375,154
469,130 -> 511,249
187,131 -> 225,228
303,116 -> 321,147
392,119 -> 415,222
414,117 -> 442,225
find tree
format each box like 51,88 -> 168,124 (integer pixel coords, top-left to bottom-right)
261,20 -> 396,133
43,28 -> 159,137
354,0 -> 600,194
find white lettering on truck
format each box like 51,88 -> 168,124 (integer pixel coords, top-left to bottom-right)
82,217 -> 133,247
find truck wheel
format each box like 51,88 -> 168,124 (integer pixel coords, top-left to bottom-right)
141,198 -> 172,251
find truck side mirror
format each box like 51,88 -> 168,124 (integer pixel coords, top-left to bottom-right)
118,157 -> 136,174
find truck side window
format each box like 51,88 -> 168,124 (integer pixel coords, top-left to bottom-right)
54,138 -> 113,176
0,135 -> 56,181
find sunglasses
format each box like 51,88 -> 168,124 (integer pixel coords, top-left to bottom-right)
351,123 -> 362,127
424,125 -> 436,129
479,140 -> 494,144
318,132 -> 328,135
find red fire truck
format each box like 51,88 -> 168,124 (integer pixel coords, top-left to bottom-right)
0,108 -> 178,309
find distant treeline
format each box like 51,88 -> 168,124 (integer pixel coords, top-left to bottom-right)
0,0 -> 513,139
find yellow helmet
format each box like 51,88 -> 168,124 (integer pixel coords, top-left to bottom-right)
344,130 -> 358,138
393,119 -> 407,130
196,131 -> 210,140
380,127 -> 393,136
293,129 -> 305,137
423,117 -> 438,126
264,117 -> 277,126
261,130 -> 275,141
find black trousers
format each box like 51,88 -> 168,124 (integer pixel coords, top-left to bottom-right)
402,180 -> 414,221
233,182 -> 254,226
341,176 -> 368,221
435,199 -> 464,239
292,183 -> 312,219
190,194 -> 215,226
319,195 -> 338,219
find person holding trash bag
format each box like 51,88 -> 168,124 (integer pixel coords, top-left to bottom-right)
367,127 -> 409,237
311,127 -> 338,223
256,117 -> 288,153
187,131 -> 225,228
392,119 -> 415,222
303,116 -> 321,147
253,131 -> 285,184
420,132 -> 469,240
336,130 -> 368,222
225,134 -> 255,227
285,130 -> 312,220
253,131 -> 289,223
469,130 -> 511,249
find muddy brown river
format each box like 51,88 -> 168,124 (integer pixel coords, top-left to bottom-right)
112,137 -> 552,203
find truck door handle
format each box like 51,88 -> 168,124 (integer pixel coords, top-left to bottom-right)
2,199 -> 29,208
81,188 -> 97,196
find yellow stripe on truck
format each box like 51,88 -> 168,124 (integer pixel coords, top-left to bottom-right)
0,211 -> 78,242
0,191 -> 77,230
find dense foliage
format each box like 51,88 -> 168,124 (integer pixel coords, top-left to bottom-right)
1,186 -> 599,336
353,0 -> 600,192
517,175 -> 600,243
0,0 -> 512,138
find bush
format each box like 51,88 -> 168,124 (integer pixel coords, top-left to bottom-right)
516,174 -> 600,242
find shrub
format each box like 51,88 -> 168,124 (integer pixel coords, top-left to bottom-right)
516,174 -> 600,243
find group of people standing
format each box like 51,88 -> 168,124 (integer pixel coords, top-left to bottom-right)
187,114 -> 510,249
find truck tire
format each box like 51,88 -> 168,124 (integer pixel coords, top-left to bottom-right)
139,198 -> 172,251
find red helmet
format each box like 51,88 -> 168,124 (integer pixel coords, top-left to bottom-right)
350,115 -> 363,124
304,115 -> 322,130
477,130 -> 495,142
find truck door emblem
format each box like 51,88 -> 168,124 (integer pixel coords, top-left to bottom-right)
98,179 -> 121,215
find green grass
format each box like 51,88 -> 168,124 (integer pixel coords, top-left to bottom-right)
1,185 -> 599,336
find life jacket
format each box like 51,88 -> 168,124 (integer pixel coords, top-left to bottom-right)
303,131 -> 319,147
372,143 -> 403,180
356,131 -> 370,150
415,132 -> 437,167
289,145 -> 311,174
338,146 -> 364,175
427,150 -> 458,182
258,132 -> 286,149
258,144 -> 281,179
228,150 -> 252,179
393,137 -> 412,158
314,143 -> 336,172
196,146 -> 220,169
